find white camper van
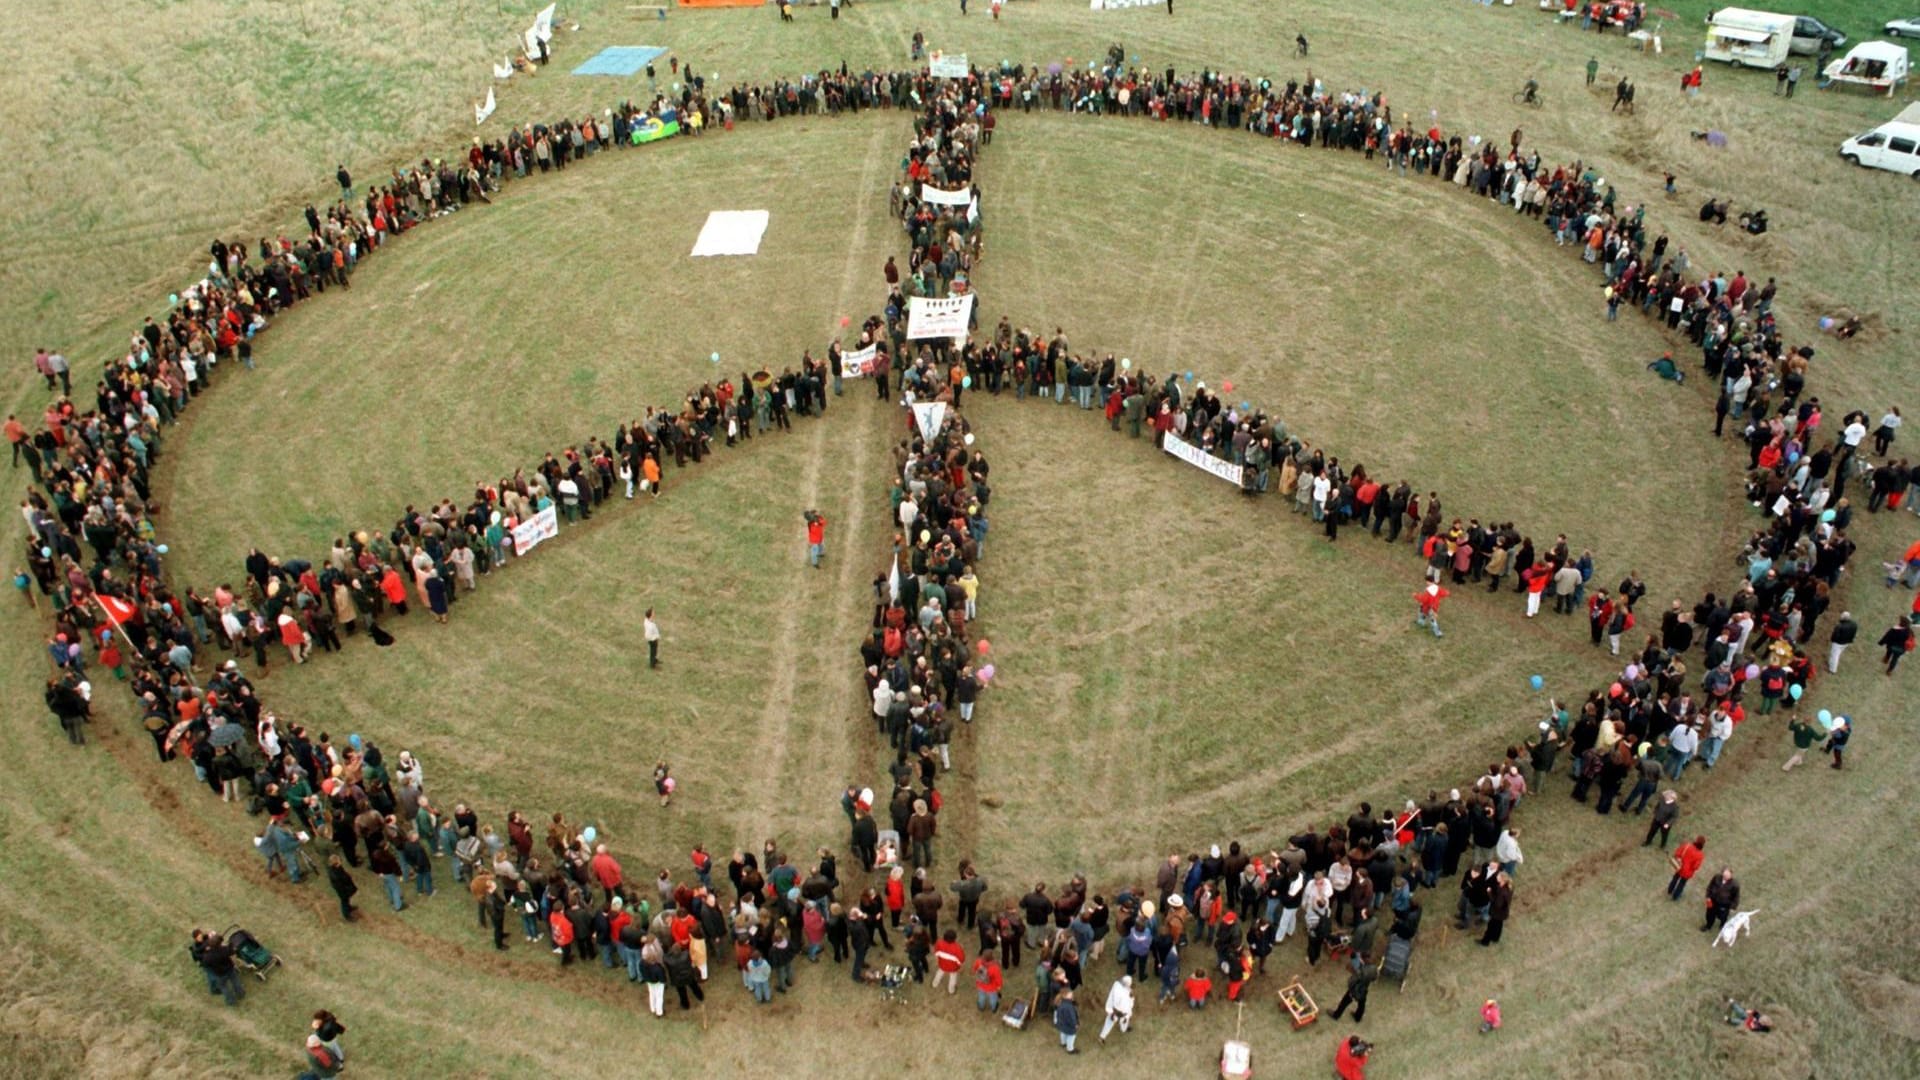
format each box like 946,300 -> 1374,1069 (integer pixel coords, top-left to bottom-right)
1839,102 -> 1920,177
1704,8 -> 1797,67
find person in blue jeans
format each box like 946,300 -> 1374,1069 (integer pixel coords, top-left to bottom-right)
368,843 -> 406,911
745,950 -> 773,1003
198,933 -> 246,1006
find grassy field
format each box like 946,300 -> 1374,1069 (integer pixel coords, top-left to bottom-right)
3,1 -> 1919,1078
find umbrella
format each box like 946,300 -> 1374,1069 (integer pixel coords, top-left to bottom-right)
208,722 -> 246,748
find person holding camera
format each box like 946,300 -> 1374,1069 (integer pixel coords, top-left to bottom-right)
1335,1034 -> 1371,1079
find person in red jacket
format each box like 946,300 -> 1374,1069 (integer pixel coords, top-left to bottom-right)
589,844 -> 623,904
805,510 -> 828,568
378,566 -> 409,616
1335,1035 -> 1371,1080
1522,564 -> 1552,618
972,953 -> 1003,1012
1667,836 -> 1706,900
549,908 -> 575,963
933,929 -> 966,993
1414,583 -> 1449,638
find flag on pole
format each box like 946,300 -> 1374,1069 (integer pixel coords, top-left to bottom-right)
97,593 -> 140,628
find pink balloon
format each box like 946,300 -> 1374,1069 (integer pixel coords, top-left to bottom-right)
1744,663 -> 1759,680
978,663 -> 995,683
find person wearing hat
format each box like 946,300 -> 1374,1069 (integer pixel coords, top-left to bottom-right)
1824,717 -> 1851,769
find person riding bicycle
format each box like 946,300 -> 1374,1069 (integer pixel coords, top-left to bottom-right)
1522,77 -> 1540,105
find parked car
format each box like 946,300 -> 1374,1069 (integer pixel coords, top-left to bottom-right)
1791,14 -> 1847,54
1886,16 -> 1920,39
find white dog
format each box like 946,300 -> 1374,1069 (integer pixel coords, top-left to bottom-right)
1712,909 -> 1757,948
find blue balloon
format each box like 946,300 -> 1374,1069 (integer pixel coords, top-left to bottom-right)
1788,683 -> 1803,700
1240,401 -> 1251,411
1529,674 -> 1544,691
1816,709 -> 1832,726
1183,371 -> 1194,382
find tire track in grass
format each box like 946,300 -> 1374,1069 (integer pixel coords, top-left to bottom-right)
744,121 -> 891,838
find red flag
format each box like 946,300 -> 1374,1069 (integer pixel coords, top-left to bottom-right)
97,594 -> 140,627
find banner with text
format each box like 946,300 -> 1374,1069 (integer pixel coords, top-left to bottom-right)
1162,431 -> 1245,487
920,183 -> 973,208
839,343 -> 880,378
907,294 -> 974,340
512,505 -> 560,556
929,52 -> 969,78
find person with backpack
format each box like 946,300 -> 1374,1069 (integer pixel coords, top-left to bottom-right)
296,1033 -> 344,1080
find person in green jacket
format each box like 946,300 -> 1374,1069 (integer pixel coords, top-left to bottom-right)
1586,56 -> 1599,85
1783,714 -> 1821,771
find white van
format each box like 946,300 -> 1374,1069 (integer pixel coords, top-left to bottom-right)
1704,8 -> 1797,68
1839,103 -> 1920,177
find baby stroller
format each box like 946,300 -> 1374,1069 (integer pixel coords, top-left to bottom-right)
222,924 -> 283,981
1381,934 -> 1414,989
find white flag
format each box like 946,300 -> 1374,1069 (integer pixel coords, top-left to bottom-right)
912,401 -> 948,441
888,554 -> 901,603
493,55 -> 514,79
475,87 -> 496,125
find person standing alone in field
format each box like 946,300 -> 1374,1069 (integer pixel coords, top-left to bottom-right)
645,608 -> 661,668
806,511 -> 828,569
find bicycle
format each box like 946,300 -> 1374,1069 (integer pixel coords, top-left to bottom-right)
1511,87 -> 1544,108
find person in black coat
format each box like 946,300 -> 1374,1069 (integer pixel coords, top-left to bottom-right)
1479,874 -> 1512,946
326,854 -> 359,921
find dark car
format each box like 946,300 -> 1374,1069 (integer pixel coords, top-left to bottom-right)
1790,15 -> 1846,55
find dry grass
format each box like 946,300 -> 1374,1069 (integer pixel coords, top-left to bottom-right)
2,2 -> 1919,1078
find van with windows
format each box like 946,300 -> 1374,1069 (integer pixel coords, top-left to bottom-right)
1839,103 -> 1920,178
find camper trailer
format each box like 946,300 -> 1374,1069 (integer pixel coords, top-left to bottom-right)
1704,8 -> 1797,68
1839,102 -> 1920,177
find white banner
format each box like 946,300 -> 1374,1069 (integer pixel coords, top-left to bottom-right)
920,183 -> 973,208
1093,0 -> 1164,8
475,86 -> 497,125
840,343 -> 880,378
512,505 -> 560,556
929,52 -> 969,78
907,294 -> 974,340
912,401 -> 948,441
1162,431 -> 1244,487
967,196 -> 979,225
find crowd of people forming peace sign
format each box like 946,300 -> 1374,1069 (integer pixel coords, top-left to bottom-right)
13,41 -> 1917,1066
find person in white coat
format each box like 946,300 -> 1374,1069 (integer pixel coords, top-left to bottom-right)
1099,975 -> 1135,1041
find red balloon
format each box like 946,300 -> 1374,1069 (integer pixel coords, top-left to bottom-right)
977,639 -> 991,656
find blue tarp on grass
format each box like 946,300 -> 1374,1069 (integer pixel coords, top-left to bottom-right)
572,46 -> 667,77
